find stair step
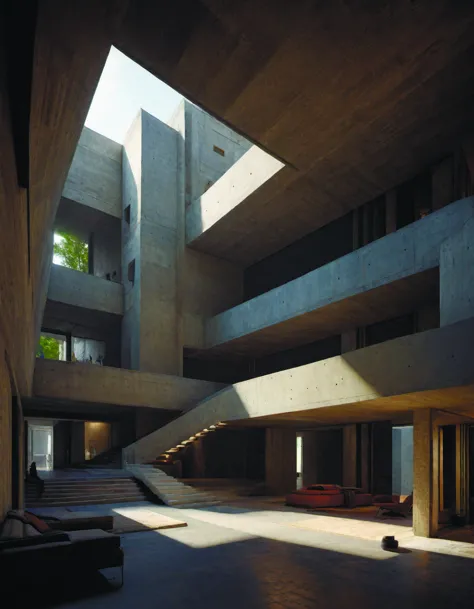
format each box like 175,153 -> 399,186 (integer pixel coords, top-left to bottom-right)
26,494 -> 145,507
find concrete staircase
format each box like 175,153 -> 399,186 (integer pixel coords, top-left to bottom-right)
127,465 -> 220,508
26,476 -> 147,508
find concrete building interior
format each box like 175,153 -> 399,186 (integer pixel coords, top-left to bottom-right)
3,2 -> 474,607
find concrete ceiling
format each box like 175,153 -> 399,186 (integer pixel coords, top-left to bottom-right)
116,1 -> 474,264
232,385 -> 474,428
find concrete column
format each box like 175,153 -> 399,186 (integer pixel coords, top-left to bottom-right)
371,421 -> 392,494
413,409 -> 439,537
440,216 -> 474,327
302,429 -> 343,486
122,110 -> 181,374
342,424 -> 357,487
360,424 -> 370,492
70,422 -> 85,464
432,157 -> 453,211
265,428 -> 296,494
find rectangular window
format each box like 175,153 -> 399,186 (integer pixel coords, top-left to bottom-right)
213,145 -> 225,157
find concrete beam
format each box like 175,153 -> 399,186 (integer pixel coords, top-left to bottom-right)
124,316 -> 474,462
206,198 -> 474,355
33,359 -> 224,411
186,146 -> 284,246
48,264 -> 123,316
62,127 -> 122,219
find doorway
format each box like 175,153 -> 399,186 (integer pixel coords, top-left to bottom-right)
28,423 -> 53,471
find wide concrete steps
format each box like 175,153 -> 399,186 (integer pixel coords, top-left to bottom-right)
127,465 -> 221,508
26,476 -> 147,508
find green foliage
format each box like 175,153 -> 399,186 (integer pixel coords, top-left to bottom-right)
37,335 -> 60,360
54,232 -> 88,272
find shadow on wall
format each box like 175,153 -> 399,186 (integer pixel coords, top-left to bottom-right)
121,140 -> 139,371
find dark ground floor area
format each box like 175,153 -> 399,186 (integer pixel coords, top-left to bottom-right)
13,498 -> 474,609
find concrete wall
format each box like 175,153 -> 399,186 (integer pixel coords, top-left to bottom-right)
92,215 -> 122,282
244,212 -> 353,300
121,112 -> 142,370
302,429 -> 343,486
125,317 -> 474,462
265,428 -> 296,494
62,127 -> 122,218
206,197 -> 474,351
392,426 -> 413,495
71,421 -> 85,464
167,102 -> 245,352
48,263 -> 123,316
122,110 -> 181,374
440,215 -> 474,327
33,359 -> 224,411
183,102 -> 252,206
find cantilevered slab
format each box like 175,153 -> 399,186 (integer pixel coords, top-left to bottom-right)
124,317 -> 474,462
33,359 -> 224,411
48,264 -> 123,317
205,198 -> 474,356
186,145 -> 285,246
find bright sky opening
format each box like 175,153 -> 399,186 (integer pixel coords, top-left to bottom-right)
85,47 -> 184,144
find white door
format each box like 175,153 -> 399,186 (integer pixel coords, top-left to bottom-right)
29,425 -> 53,471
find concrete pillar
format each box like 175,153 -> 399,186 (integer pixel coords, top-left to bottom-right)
342,424 -> 357,487
371,421 -> 392,494
440,216 -> 474,327
70,422 -> 85,464
360,424 -> 370,492
432,157 -> 453,211
191,438 -> 206,478
302,429 -> 343,486
265,428 -> 296,494
122,110 -> 181,375
413,410 -> 438,537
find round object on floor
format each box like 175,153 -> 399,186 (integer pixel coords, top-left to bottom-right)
381,535 -> 399,551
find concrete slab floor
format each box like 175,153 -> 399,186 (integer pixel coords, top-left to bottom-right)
40,500 -> 474,609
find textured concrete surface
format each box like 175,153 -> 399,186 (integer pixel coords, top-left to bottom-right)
125,317 -> 474,463
122,110 -> 181,375
33,359 -> 224,411
206,198 -> 474,353
53,501 -> 474,609
440,215 -> 474,327
62,127 -> 122,218
48,263 -> 123,316
186,145 -> 284,244
183,101 -> 251,205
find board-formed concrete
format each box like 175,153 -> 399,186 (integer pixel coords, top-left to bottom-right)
33,359 -> 224,411
440,215 -> 474,327
48,264 -> 123,316
62,127 -> 122,219
205,197 -> 474,355
124,316 -> 474,463
186,145 -> 285,245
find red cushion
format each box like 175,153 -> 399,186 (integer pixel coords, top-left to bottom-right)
286,492 -> 344,508
23,511 -> 51,533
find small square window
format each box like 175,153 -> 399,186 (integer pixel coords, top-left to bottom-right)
213,145 -> 225,157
